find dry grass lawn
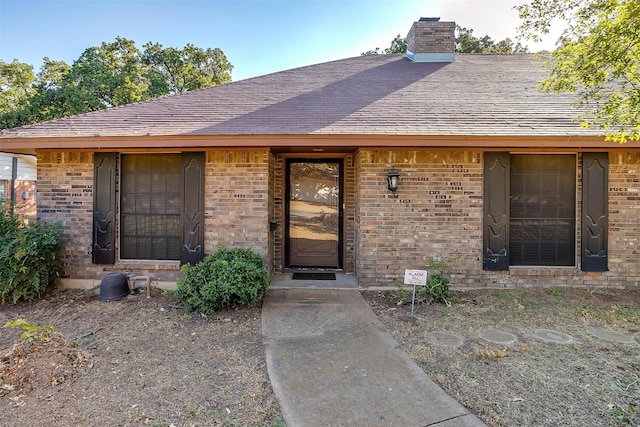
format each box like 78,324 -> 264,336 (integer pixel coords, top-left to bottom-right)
1,285 -> 639,426
1,288 -> 284,427
364,287 -> 640,427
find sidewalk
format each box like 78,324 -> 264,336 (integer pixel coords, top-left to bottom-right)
262,287 -> 486,427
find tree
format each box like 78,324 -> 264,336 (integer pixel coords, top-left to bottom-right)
143,42 -> 232,96
361,34 -> 407,56
517,0 -> 640,142
0,60 -> 37,128
361,27 -> 527,56
455,26 -> 528,53
0,60 -> 35,114
71,37 -> 149,110
386,34 -> 407,54
0,38 -> 233,129
29,58 -> 82,121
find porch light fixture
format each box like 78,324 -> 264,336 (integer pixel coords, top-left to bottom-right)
387,167 -> 400,196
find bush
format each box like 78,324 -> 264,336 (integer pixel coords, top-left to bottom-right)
0,201 -> 65,303
420,273 -> 452,304
419,255 -> 459,305
174,246 -> 270,314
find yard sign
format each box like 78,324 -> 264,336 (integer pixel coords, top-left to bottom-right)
404,269 -> 428,286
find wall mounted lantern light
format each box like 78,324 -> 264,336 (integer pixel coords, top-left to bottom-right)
387,167 -> 400,197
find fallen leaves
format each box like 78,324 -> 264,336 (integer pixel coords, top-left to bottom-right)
473,346 -> 508,359
0,331 -> 92,396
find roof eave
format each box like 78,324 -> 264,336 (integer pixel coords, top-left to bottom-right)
0,133 -> 619,155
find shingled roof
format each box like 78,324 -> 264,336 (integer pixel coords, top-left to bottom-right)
0,53 -> 602,143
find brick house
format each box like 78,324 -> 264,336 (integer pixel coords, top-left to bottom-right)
1,18 -> 639,290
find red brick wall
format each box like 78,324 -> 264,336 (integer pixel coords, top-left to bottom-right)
37,152 -> 95,281
355,150 -> 640,289
203,149 -> 271,260
355,149 -> 483,286
344,155 -> 356,273
35,148 -> 640,290
272,155 -> 284,271
608,152 -> 640,288
37,150 -> 272,287
267,152 -> 276,276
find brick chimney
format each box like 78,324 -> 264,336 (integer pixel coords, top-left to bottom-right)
406,17 -> 455,63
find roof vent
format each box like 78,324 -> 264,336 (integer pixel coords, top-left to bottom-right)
406,17 -> 456,63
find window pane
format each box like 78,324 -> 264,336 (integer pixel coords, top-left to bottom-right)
559,176 -> 574,195
524,196 -> 541,217
509,155 -> 575,266
120,154 -> 181,260
540,198 -> 557,217
136,237 -> 152,259
556,220 -> 574,240
556,242 -> 574,265
121,214 -> 136,236
523,221 -> 540,241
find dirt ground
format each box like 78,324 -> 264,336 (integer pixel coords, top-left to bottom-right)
2,285 -> 639,427
0,288 -> 284,427
364,287 -> 640,427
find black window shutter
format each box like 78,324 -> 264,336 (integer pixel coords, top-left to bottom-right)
181,152 -> 205,266
582,153 -> 608,271
93,152 -> 116,264
483,152 -> 510,270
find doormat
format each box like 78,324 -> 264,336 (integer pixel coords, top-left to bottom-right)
292,272 -> 336,280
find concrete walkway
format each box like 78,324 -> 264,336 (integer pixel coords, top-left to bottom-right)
262,287 -> 486,427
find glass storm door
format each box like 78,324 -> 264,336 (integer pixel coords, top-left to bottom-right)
286,160 -> 342,268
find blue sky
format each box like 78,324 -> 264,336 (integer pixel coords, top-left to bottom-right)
0,0 -> 559,81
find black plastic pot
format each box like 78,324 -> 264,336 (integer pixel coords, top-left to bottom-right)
99,272 -> 130,301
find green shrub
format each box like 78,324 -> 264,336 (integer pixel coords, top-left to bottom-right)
174,246 -> 269,314
420,273 -> 452,304
419,255 -> 459,305
0,201 -> 65,303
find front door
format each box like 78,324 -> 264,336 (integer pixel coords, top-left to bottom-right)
286,159 -> 342,268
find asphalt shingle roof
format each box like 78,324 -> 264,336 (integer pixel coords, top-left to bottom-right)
0,54 -> 602,139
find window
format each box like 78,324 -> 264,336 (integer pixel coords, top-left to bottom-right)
0,180 -> 6,200
120,154 -> 182,260
483,152 -> 607,272
92,152 -> 204,265
509,155 -> 575,266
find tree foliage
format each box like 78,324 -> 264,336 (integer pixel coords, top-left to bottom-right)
0,38 -> 233,129
361,26 -> 528,56
517,0 -> 640,142
71,37 -> 149,109
455,26 -> 529,54
143,42 -> 233,95
386,34 -> 408,54
0,60 -> 35,114
361,34 -> 408,56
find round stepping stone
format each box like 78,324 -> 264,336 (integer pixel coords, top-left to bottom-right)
478,328 -> 518,345
425,331 -> 463,348
587,327 -> 636,345
534,329 -> 574,345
